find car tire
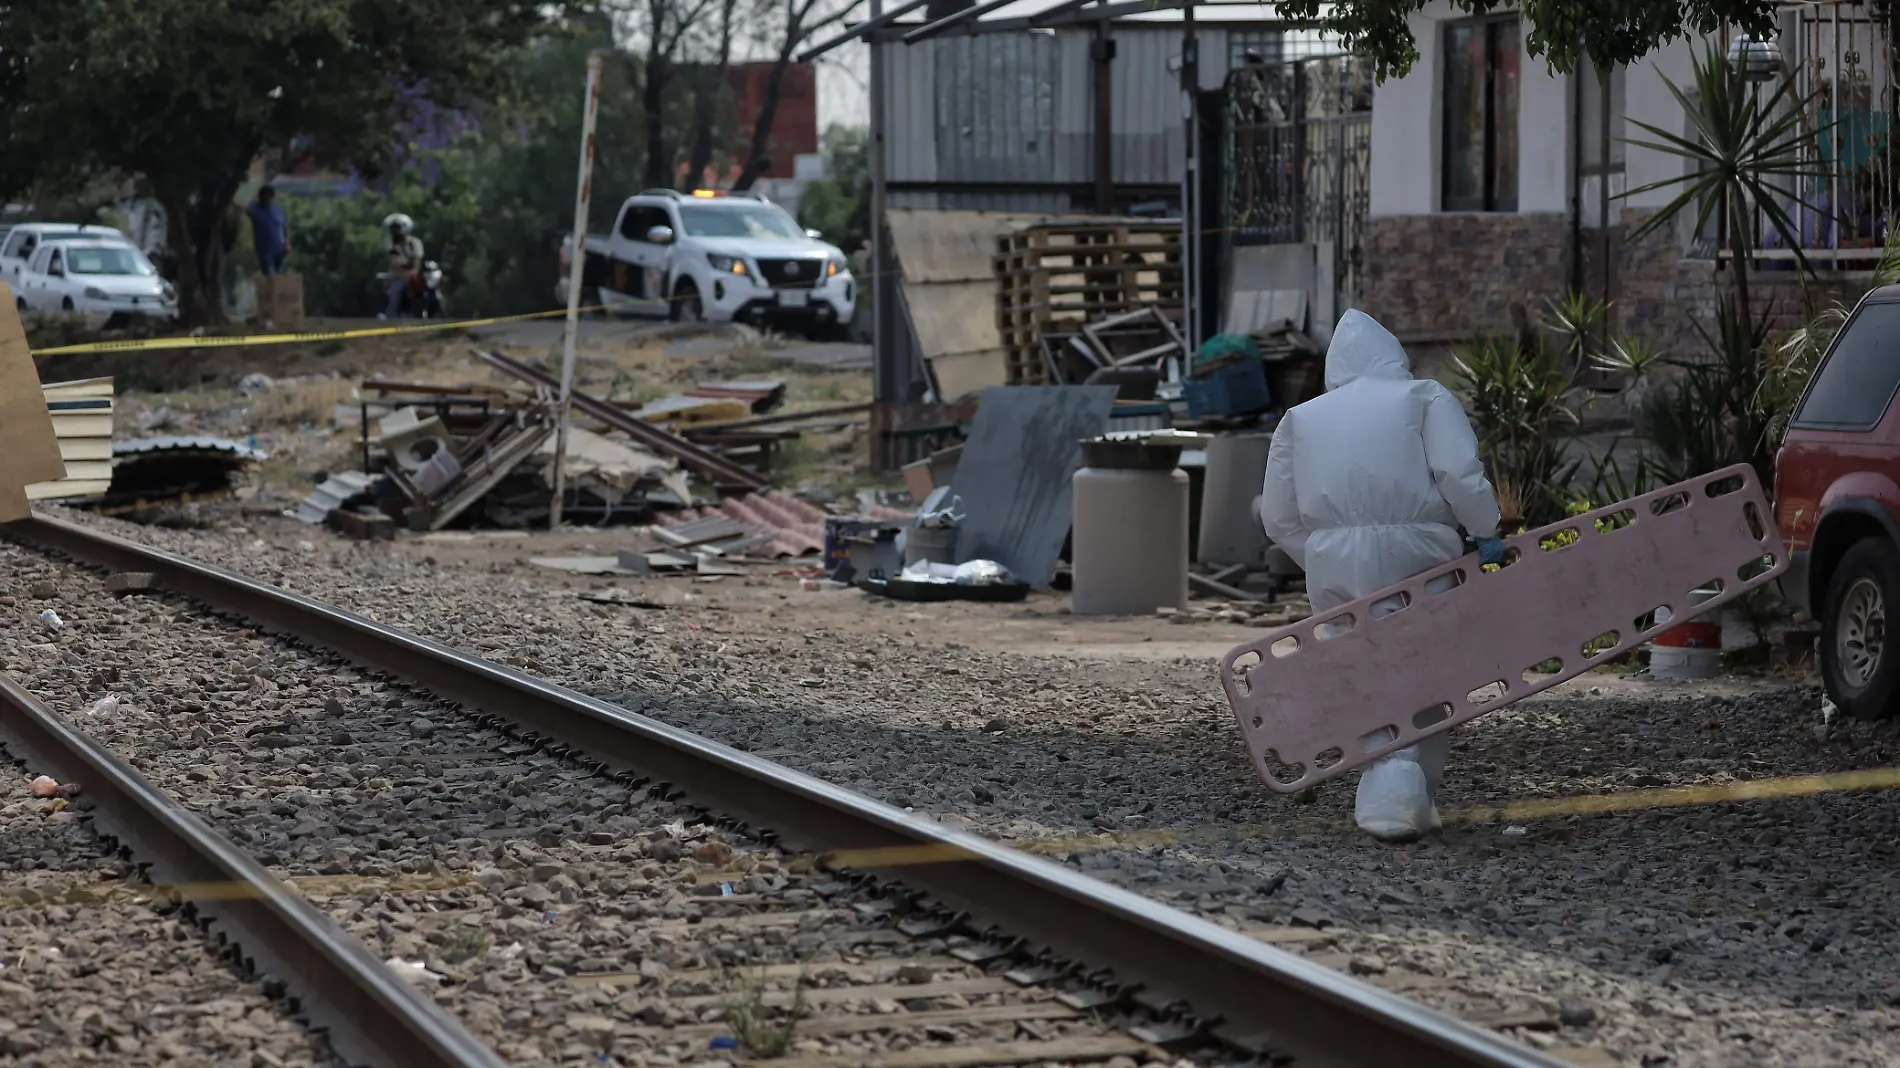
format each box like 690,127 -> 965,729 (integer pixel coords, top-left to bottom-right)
1820,537 -> 1900,719
670,279 -> 702,323
61,297 -> 75,312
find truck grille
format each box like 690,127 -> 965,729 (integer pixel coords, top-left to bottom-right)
756,257 -> 822,290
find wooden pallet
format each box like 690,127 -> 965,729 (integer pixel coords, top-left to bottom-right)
993,222 -> 1184,385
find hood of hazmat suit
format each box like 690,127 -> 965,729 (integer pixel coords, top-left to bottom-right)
1258,309 -> 1500,611
1255,309 -> 1502,841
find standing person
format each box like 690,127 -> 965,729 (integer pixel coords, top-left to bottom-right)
1257,309 -> 1505,842
381,213 -> 422,319
246,186 -> 289,275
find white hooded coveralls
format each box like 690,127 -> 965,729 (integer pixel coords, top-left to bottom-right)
1257,311 -> 1501,828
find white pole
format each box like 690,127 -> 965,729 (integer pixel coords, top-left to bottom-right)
552,49 -> 605,532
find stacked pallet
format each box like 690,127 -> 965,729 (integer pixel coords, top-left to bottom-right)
29,377 -> 115,501
993,221 -> 1184,385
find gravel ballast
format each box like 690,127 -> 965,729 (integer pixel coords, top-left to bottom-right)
14,509 -> 1900,1066
0,755 -> 337,1066
0,535 -> 1168,1068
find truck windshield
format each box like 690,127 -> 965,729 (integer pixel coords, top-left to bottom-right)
1796,301 -> 1900,428
66,246 -> 154,276
678,204 -> 803,240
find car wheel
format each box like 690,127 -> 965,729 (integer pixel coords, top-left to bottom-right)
1820,537 -> 1900,719
670,279 -> 702,323
13,297 -> 23,313
61,297 -> 75,312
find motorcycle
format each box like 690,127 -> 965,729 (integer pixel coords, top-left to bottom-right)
376,260 -> 447,319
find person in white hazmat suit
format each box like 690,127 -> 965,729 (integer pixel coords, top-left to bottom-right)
1258,309 -> 1505,841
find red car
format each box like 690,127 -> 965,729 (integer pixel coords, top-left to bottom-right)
1774,283 -> 1900,718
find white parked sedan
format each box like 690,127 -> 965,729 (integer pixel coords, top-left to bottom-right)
14,240 -> 176,327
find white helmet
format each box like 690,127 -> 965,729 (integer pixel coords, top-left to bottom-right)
383,213 -> 414,237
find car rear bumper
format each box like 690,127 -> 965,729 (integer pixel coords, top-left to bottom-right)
1777,548 -> 1811,614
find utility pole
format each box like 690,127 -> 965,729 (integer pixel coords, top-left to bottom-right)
551,50 -> 604,531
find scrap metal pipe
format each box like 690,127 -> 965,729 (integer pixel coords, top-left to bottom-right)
8,512 -> 1567,1068
552,49 -> 606,531
0,671 -> 505,1068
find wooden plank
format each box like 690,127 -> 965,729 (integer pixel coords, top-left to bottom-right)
748,1035 -> 1152,1068
628,1000 -> 1078,1042
670,975 -> 1020,1011
574,956 -> 967,989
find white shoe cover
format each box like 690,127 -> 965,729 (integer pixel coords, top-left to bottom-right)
1355,756 -> 1435,842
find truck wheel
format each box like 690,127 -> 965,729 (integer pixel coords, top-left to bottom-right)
1820,537 -> 1900,719
670,279 -> 702,323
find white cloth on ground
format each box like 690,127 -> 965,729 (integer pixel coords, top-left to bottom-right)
1257,309 -> 1501,839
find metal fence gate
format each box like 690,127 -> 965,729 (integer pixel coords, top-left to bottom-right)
1223,54 -> 1374,314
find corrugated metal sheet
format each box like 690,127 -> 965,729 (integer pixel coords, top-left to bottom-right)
880,24 -> 1236,193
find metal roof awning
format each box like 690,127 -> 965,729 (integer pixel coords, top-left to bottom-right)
805,0 -> 1324,50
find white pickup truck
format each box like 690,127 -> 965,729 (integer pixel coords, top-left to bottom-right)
559,189 -> 854,339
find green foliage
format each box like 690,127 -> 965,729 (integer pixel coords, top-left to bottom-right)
795,125 -> 870,254
1448,329 -> 1580,528
1269,0 -> 1780,82
0,0 -> 564,323
284,34 -> 655,318
1640,298 -> 1783,486
1619,40 -> 1826,318
722,969 -> 808,1058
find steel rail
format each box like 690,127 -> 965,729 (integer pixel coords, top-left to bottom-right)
8,512 -> 1567,1068
0,672 -> 507,1068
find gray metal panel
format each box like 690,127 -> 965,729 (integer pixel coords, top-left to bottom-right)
881,41 -> 938,183
881,24 -> 1263,190
935,34 -> 1060,183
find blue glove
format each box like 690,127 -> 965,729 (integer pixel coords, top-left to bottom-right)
1477,537 -> 1506,566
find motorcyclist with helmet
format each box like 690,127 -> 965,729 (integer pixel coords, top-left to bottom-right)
380,213 -> 424,319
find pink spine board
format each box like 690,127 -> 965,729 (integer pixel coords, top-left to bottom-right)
1219,465 -> 1789,794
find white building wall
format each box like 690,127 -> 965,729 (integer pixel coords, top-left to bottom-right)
1368,3 -> 1700,218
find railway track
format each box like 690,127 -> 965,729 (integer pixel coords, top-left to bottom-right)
0,512 -> 1569,1068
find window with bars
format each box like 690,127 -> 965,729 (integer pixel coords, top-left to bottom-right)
1442,16 -> 1521,212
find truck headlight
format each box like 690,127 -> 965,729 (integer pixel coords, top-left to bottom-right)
826,257 -> 845,277
707,253 -> 749,277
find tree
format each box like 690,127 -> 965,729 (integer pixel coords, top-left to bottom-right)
684,0 -> 747,190
628,0 -> 720,189
1273,1 -> 1783,81
795,125 -> 869,250
729,0 -> 867,192
0,0 -> 561,326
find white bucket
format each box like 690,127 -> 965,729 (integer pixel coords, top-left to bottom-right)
1650,644 -> 1722,680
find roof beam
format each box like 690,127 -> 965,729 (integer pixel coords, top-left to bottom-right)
798,0 -> 932,62
902,0 -> 1027,43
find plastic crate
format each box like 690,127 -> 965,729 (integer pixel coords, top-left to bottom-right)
1183,360 -> 1272,418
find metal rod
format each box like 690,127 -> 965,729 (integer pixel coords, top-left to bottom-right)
552,50 -> 604,532
1095,9 -> 1115,213
901,0 -> 1021,44
870,0 -> 896,403
1181,0 -> 1199,348
798,0 -> 931,62
1031,0 -> 1102,27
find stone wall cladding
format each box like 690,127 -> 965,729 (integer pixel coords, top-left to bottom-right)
1361,208 -> 1865,359
1359,212 -> 1572,340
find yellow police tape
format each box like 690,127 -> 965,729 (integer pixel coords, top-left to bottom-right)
31,304 -> 610,357
7,763 -> 1898,909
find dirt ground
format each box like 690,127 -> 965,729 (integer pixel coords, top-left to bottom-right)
39,315 -> 877,505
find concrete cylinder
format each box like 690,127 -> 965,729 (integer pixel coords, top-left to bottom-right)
1072,465 -> 1190,616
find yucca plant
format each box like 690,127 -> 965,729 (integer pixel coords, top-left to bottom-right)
1620,40 -> 1830,324
1542,290 -> 1612,379
1450,335 -> 1582,528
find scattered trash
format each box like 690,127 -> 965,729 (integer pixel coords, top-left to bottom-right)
238,372 -> 275,392
709,1036 -> 738,1051
497,942 -> 524,959
1822,694 -> 1840,725
953,559 -> 1017,586
1502,825 -> 1528,838
384,957 -> 446,985
88,695 -> 120,718
37,609 -> 63,631
30,775 -> 58,798
720,883 -> 734,896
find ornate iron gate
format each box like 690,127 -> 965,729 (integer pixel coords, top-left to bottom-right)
1224,54 -> 1374,308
